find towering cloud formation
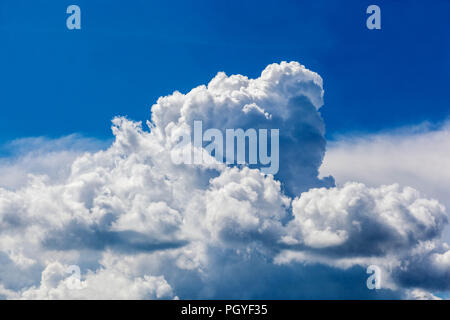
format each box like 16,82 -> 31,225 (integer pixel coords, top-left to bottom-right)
0,62 -> 448,299
151,61 -> 334,195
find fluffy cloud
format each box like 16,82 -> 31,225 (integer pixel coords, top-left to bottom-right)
286,183 -> 446,252
0,62 -> 448,299
0,135 -> 107,190
152,61 -> 334,195
204,167 -> 290,246
320,121 -> 450,256
320,122 -> 450,225
277,183 -> 449,292
405,289 -> 442,300
17,260 -> 175,300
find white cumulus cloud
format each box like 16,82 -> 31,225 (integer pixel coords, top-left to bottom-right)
0,62 -> 448,299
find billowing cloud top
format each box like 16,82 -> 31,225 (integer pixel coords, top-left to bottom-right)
0,62 -> 448,299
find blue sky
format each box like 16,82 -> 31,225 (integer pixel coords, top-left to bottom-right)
1,0 -> 449,143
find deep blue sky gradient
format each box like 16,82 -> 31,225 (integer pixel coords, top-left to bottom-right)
0,0 -> 449,143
